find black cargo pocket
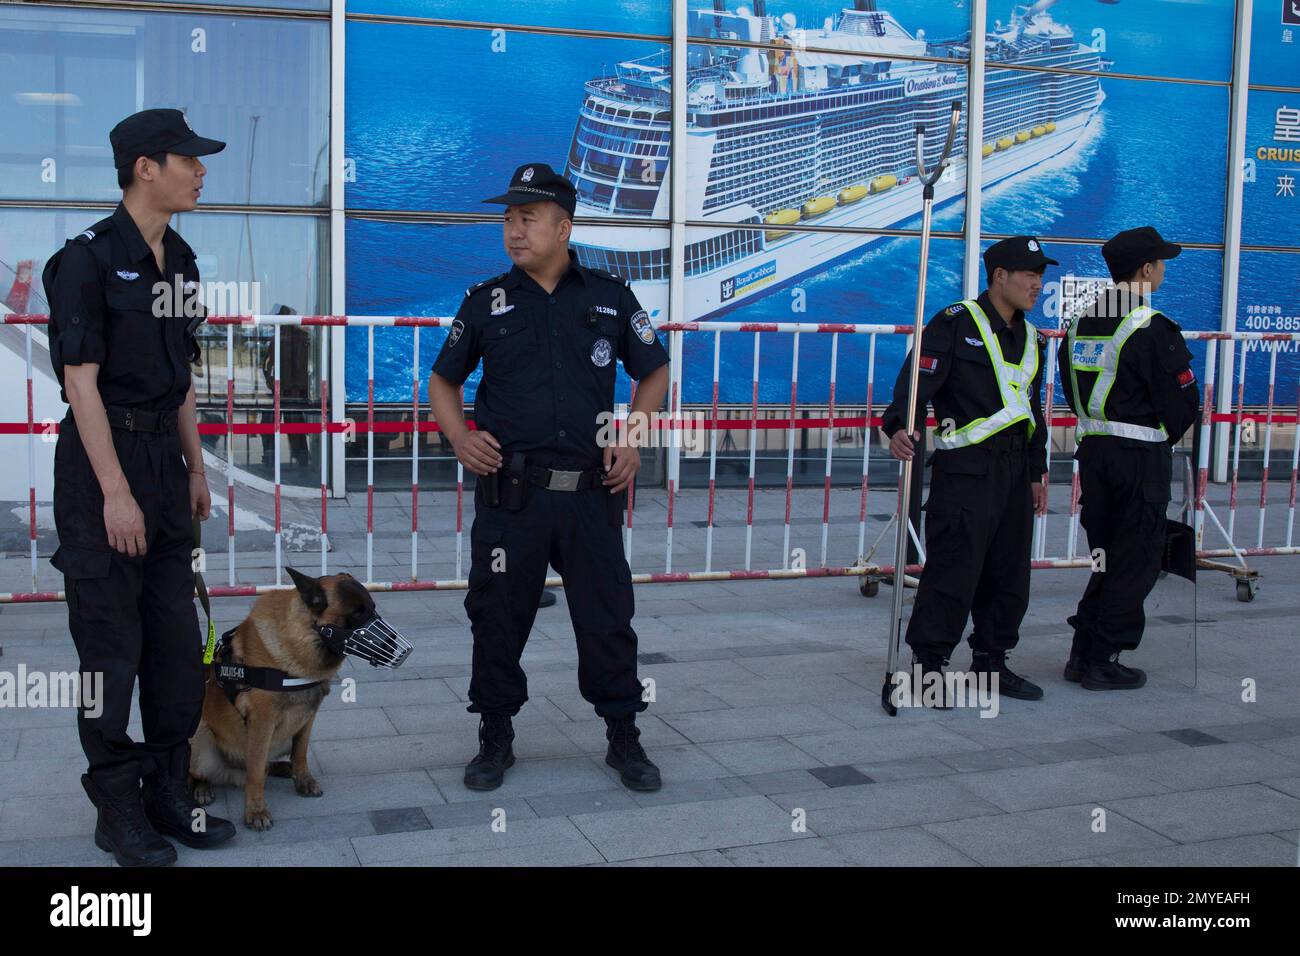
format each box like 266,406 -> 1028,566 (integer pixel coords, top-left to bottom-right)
51,545 -> 112,618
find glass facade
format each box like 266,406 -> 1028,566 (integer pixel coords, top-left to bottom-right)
4,0 -> 1296,494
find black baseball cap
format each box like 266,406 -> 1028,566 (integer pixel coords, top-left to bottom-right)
483,162 -> 577,217
1102,226 -> 1182,280
983,236 -> 1058,278
109,108 -> 225,170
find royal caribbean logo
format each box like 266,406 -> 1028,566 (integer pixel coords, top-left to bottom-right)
720,259 -> 777,302
904,72 -> 961,98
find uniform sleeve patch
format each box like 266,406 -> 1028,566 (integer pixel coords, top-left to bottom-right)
447,318 -> 465,347
631,309 -> 655,345
1177,368 -> 1196,387
944,304 -> 964,316
919,355 -> 939,375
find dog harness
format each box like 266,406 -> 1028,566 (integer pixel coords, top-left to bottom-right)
210,626 -> 325,707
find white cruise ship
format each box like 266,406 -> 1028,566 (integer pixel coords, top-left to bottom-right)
567,1 -> 1107,319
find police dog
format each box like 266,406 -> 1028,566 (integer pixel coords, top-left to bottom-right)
189,568 -> 375,831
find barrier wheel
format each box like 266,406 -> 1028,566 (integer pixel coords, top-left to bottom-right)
1235,579 -> 1255,603
859,577 -> 880,598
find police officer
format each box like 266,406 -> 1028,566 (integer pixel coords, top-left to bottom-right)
428,163 -> 671,791
882,237 -> 1054,704
1060,226 -> 1200,690
42,109 -> 236,865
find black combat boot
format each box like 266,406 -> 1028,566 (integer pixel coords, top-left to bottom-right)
1082,653 -> 1147,691
1064,618 -> 1089,683
464,714 -> 515,790
82,766 -> 177,867
605,714 -> 661,791
971,650 -> 1044,701
911,651 -> 953,709
143,745 -> 236,848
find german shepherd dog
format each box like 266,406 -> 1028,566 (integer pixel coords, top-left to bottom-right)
190,568 -> 381,830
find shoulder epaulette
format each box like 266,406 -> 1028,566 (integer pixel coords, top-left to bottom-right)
71,217 -> 114,245
940,302 -> 968,319
465,272 -> 509,297
589,268 -> 630,288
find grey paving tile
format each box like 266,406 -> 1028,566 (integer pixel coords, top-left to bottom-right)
421,798 -> 538,831
627,776 -> 757,808
704,674 -> 870,708
1159,728 -> 1227,748
570,795 -> 801,862
807,765 -> 874,788
309,706 -> 399,741
0,792 -> 95,841
827,827 -> 980,866
786,721 -> 983,766
310,732 -> 468,775
1013,739 -> 1113,764
1197,720 -> 1293,744
661,703 -> 846,744
698,737 -> 827,776
1111,742 -> 1300,791
851,755 -> 957,783
1094,833 -> 1298,867
428,755 -> 619,804
209,769 -> 441,823
352,816 -> 599,866
948,759 -> 1172,813
768,778 -> 1002,837
524,789 -> 639,818
554,714 -> 692,754
1263,776 -> 1300,799
369,806 -> 432,835
0,834 -> 108,867
173,837 -> 361,867
1089,731 -> 1189,756
1107,785 -> 1300,843
318,677 -> 461,709
721,837 -> 849,867
936,748 -> 1039,774
740,769 -> 829,796
924,803 -> 1174,866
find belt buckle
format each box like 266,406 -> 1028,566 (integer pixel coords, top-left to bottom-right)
546,469 -> 581,492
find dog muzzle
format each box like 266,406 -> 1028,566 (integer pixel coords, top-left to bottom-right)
314,615 -> 413,668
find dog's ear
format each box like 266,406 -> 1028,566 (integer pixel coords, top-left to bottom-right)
285,566 -> 328,616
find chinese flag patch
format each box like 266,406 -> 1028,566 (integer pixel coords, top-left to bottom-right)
919,355 -> 938,375
1177,368 -> 1195,387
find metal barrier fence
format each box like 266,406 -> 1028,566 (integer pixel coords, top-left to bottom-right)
2,313 -> 1297,605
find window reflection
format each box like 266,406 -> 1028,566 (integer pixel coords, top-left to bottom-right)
0,5 -> 329,206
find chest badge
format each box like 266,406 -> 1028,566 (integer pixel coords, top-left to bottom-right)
964,336 -> 983,347
590,338 -> 613,367
490,304 -> 515,316
116,270 -> 140,281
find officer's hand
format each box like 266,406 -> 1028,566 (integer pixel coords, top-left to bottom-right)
105,491 -> 147,557
191,472 -> 212,521
453,429 -> 503,476
889,429 -> 920,461
1031,481 -> 1048,517
602,443 -> 640,494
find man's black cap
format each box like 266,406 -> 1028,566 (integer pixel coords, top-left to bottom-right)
983,235 -> 1058,277
1102,226 -> 1182,279
109,108 -> 225,170
483,163 -> 577,217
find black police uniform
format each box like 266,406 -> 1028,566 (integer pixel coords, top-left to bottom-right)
44,201 -> 208,785
881,240 -> 1051,671
1060,231 -> 1200,669
432,253 -> 669,719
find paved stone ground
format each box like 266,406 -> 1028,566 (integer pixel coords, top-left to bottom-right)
1,477 -> 1298,867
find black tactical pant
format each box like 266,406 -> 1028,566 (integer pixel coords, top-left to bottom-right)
1069,439 -> 1171,662
464,457 -> 646,719
51,414 -> 205,783
905,436 -> 1035,661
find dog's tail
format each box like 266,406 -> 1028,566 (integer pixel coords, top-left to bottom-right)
268,761 -> 293,778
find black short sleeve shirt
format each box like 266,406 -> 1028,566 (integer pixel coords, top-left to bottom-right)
431,252 -> 669,467
43,202 -> 205,410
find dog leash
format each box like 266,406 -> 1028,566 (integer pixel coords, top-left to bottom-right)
193,516 -> 217,665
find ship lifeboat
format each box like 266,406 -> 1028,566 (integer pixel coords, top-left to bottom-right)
869,174 -> 897,194
1015,130 -> 1031,144
1044,121 -> 1057,133
995,136 -> 1013,150
1031,125 -> 1046,138
801,196 -> 837,218
763,208 -> 800,240
981,143 -> 994,157
838,185 -> 868,205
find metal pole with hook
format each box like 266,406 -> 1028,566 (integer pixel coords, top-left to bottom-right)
881,101 -> 962,716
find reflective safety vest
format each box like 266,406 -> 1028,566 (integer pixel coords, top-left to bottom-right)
1066,304 -> 1168,443
932,299 -> 1039,451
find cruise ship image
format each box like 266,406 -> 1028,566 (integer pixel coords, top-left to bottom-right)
566,0 -> 1107,320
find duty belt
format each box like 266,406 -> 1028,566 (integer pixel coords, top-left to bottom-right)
525,463 -> 604,492
104,405 -> 179,434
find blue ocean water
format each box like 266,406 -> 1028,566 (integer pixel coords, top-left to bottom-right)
345,0 -> 1295,406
